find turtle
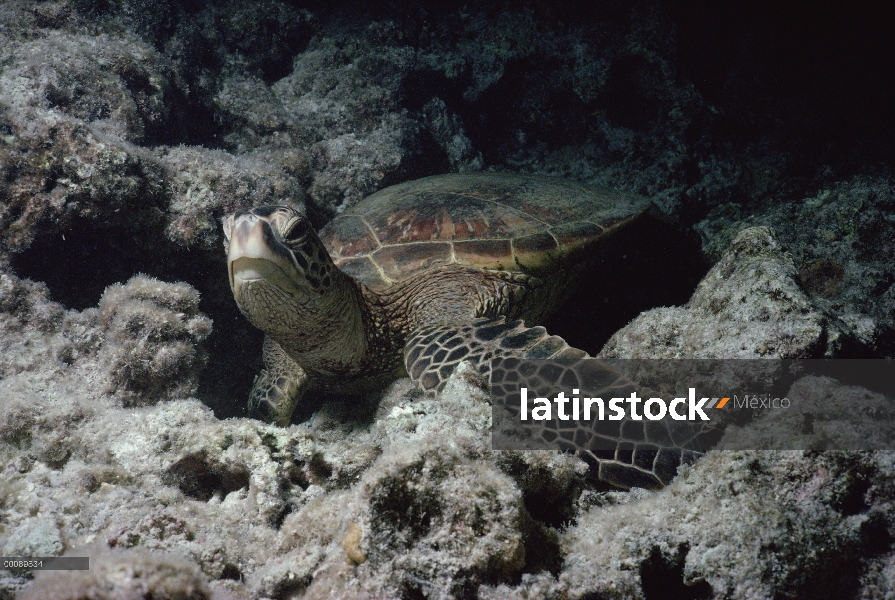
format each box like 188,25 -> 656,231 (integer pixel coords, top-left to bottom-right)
223,173 -> 706,489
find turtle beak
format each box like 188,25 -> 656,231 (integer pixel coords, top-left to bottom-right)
227,213 -> 298,296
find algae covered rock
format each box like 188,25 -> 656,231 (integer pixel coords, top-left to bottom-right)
698,176 -> 895,357
98,275 -> 212,405
720,375 -> 895,452
0,27 -> 172,254
19,545 -> 233,600
241,363 -> 586,598
360,442 -> 526,588
159,145 -> 309,249
280,442 -> 529,599
558,449 -> 895,599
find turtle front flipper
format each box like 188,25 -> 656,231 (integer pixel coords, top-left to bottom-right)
404,317 -> 588,394
248,336 -> 309,426
404,319 -> 715,490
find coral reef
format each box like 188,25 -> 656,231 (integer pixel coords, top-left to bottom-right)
97,275 -> 212,405
3,310 -> 894,598
2,0 -> 892,408
1,0 -> 894,598
556,449 -> 895,600
697,176 -> 895,356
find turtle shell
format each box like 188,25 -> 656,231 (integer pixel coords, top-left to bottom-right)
320,173 -> 650,291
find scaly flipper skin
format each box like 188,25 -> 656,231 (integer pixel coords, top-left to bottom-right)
404,318 -> 715,490
248,336 -> 308,426
404,317 -> 588,394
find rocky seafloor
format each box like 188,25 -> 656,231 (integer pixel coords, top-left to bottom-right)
1,1 -> 894,598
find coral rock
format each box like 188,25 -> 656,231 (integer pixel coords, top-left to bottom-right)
98,275 -> 212,404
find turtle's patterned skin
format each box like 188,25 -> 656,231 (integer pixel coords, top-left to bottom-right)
403,318 -> 717,490
223,173 -> 702,489
405,317 -> 587,393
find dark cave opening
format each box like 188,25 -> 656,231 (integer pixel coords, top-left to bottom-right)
9,217 -> 164,311
399,69 -> 471,114
193,271 -> 265,420
142,83 -> 230,149
378,127 -> 452,190
640,544 -> 713,600
667,0 -> 895,177
598,55 -> 667,132
543,212 -> 708,356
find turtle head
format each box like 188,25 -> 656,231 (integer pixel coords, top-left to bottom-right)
223,206 -> 360,355
224,206 -> 336,298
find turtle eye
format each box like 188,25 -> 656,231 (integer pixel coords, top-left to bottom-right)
283,218 -> 312,245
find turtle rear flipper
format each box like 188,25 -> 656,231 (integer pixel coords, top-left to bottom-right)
403,317 -> 587,395
248,337 -> 309,426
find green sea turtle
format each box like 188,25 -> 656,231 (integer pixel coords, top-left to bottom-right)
223,173 -> 705,489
